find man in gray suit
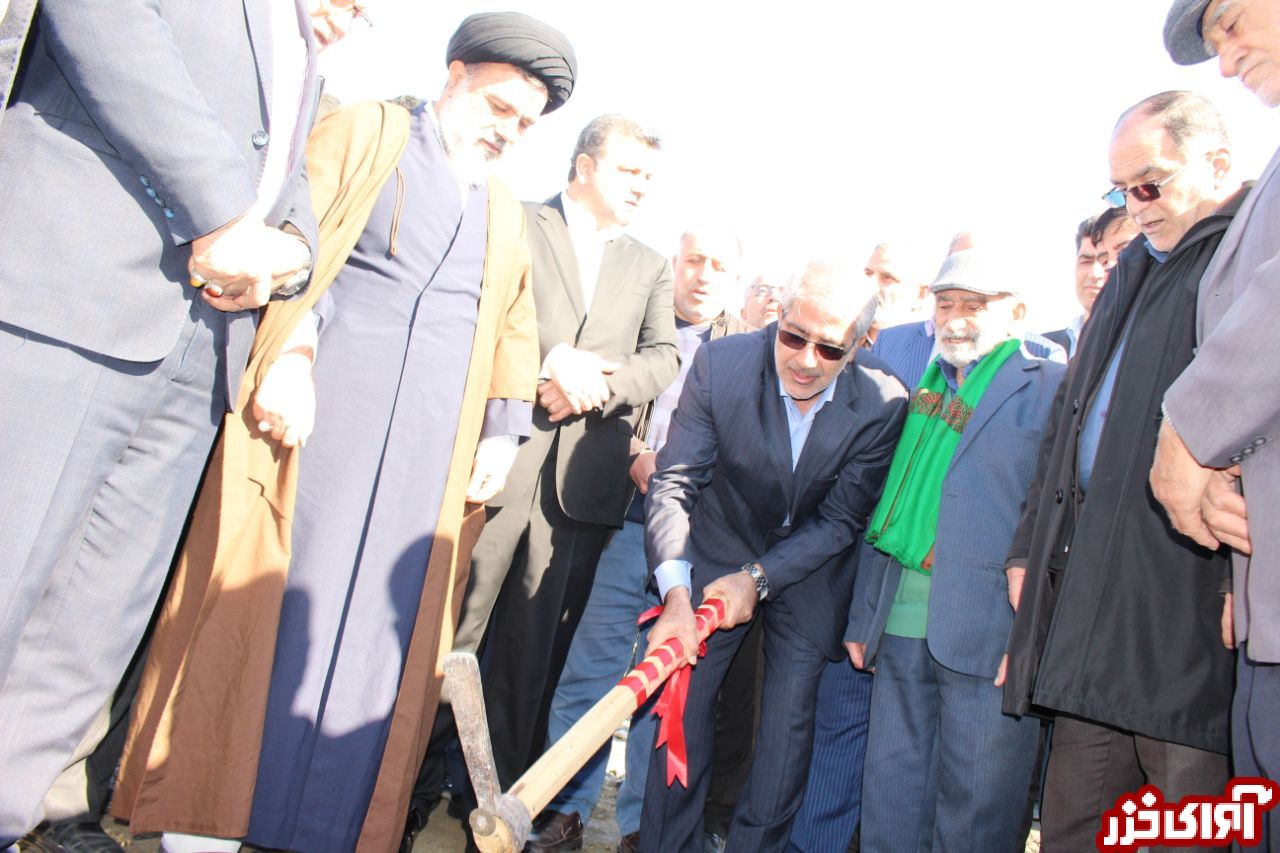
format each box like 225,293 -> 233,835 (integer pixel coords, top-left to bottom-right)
847,249 -> 1065,852
640,263 -> 907,853
1161,2 -> 1280,848
0,1 -> 330,844
448,114 -> 680,792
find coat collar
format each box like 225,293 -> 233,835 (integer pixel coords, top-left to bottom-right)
758,324 -> 867,519
948,347 -> 1038,470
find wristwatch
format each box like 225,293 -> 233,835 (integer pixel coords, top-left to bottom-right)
740,561 -> 769,601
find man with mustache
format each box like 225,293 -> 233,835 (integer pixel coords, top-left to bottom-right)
639,262 -> 906,852
111,13 -> 576,853
844,249 -> 1063,852
1002,90 -> 1244,850
1156,2 -> 1280,847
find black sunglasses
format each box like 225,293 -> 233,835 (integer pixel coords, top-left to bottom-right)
777,327 -> 848,361
1102,162 -> 1189,209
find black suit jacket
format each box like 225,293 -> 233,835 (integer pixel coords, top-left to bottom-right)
488,195 -> 679,527
646,326 -> 908,658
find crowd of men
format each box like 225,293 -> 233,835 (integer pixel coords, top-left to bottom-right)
0,1 -> 1276,853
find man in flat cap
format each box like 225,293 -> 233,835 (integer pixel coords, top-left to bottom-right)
109,12 -> 576,853
842,249 -> 1062,852
1156,2 -> 1280,847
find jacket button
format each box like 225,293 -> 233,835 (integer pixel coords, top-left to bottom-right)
145,187 -> 157,199
252,130 -> 270,148
1230,454 -> 1243,464
164,208 -> 175,219
139,175 -> 150,187
1072,399 -> 1080,413
1254,437 -> 1267,447
1055,489 -> 1064,503
154,196 -> 165,206
1243,446 -> 1255,456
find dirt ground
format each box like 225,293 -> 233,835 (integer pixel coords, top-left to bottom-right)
101,731 -> 1043,852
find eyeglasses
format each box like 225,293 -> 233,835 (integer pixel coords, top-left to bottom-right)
777,327 -> 849,361
750,284 -> 786,299
1102,162 -> 1189,208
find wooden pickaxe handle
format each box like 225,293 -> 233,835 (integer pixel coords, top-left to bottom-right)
454,596 -> 728,853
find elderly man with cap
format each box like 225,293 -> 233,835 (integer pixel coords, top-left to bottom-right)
840,249 -> 1063,852
1156,3 -> 1280,848
108,12 -> 576,853
1002,90 -> 1244,851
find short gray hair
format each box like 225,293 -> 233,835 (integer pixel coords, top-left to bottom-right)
1116,90 -> 1230,156
782,261 -> 879,346
568,114 -> 662,181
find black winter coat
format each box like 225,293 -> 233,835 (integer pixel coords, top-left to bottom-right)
1001,190 -> 1249,753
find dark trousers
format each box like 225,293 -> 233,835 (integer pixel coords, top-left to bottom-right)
1235,644 -> 1278,853
1040,714 -> 1229,853
787,657 -> 873,852
451,451 -> 612,788
703,615 -> 764,838
640,596 -> 828,853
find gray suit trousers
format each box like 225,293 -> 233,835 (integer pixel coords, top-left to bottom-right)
0,296 -> 227,837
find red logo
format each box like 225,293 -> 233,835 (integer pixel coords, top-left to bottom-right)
1097,777 -> 1277,850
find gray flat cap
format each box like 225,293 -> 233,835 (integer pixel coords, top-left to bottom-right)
1165,0 -> 1215,65
928,249 -> 1018,297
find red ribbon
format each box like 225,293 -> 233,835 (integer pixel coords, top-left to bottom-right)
633,598 -> 727,788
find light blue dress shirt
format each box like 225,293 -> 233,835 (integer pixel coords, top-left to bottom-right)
654,375 -> 839,599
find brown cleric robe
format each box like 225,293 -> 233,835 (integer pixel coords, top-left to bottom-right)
111,100 -> 538,852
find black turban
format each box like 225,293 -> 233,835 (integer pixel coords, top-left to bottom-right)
446,12 -> 577,114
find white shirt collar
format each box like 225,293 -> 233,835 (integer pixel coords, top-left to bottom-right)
561,191 -> 624,244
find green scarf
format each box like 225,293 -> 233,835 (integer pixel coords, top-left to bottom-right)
866,338 -> 1021,574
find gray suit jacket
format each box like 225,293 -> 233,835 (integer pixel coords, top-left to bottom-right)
1165,155 -> 1280,662
488,195 -> 678,527
646,328 -> 908,659
846,349 -> 1065,678
0,0 -> 318,362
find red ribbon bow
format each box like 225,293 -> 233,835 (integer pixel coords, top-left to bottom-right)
634,598 -> 726,788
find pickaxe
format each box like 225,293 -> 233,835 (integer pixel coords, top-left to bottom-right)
443,596 -> 727,853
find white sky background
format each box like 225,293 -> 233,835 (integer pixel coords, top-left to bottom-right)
318,0 -> 1280,328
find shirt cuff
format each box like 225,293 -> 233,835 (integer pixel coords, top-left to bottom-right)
481,399 -> 533,441
279,310 -> 320,355
655,559 -> 692,601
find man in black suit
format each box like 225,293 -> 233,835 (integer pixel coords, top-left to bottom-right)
451,114 -> 680,791
639,263 -> 907,852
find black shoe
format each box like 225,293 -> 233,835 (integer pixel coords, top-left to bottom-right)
523,810 -> 583,852
19,823 -> 124,853
617,831 -> 640,853
400,803 -> 431,853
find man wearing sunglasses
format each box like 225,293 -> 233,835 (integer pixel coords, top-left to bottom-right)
1001,90 -> 1246,850
1157,2 -> 1280,848
639,263 -> 907,852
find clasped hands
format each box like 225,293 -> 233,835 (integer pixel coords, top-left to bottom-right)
190,216 -> 311,312
1150,420 -> 1251,554
644,571 -> 759,666
538,344 -> 620,423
